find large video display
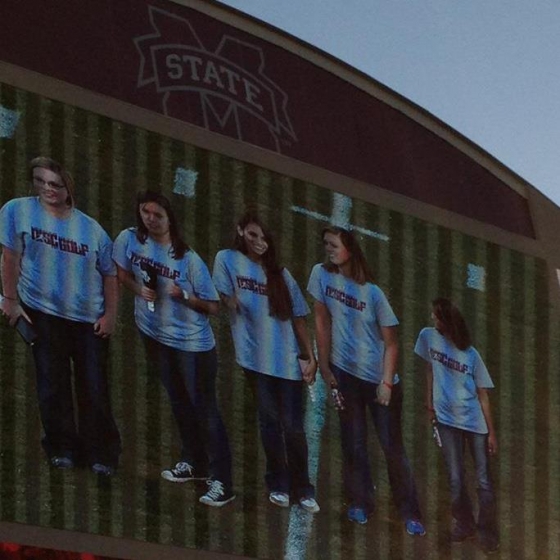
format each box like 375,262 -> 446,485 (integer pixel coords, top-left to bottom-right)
0,81 -> 558,560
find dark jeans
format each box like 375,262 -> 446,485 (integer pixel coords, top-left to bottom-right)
332,364 -> 422,520
439,423 -> 498,542
244,369 -> 315,499
25,306 -> 121,467
143,335 -> 232,488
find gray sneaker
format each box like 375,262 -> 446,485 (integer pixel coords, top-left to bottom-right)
269,491 -> 290,507
299,496 -> 320,513
91,463 -> 114,476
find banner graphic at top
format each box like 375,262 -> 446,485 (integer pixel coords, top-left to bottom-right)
135,6 -> 298,152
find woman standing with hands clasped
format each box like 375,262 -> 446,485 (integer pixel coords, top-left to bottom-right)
414,298 -> 498,554
307,226 -> 425,534
113,190 -> 234,507
212,211 -> 319,513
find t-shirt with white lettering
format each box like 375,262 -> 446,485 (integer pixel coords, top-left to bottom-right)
0,197 -> 115,322
414,327 -> 494,434
307,263 -> 399,384
212,249 -> 309,380
113,228 -> 218,352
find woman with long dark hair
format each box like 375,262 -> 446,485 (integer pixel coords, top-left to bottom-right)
212,211 -> 319,512
308,226 -> 425,533
415,297 -> 498,553
113,190 -> 234,506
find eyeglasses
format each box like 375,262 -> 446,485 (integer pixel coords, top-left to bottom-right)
33,176 -> 66,190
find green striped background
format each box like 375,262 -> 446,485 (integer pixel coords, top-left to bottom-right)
0,82 -> 559,560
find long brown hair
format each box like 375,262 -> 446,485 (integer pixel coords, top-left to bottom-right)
233,211 -> 293,321
135,190 -> 189,259
322,226 -> 374,285
432,297 -> 472,351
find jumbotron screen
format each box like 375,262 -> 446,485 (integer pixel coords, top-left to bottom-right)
0,0 -> 560,560
0,80 -> 557,560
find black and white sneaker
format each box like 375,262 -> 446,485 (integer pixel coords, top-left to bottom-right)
161,461 -> 207,483
199,479 -> 236,507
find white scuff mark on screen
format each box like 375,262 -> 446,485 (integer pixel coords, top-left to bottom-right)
331,192 -> 352,228
291,206 -> 327,223
351,223 -> 390,242
172,167 -> 198,197
291,197 -> 389,242
0,106 -> 21,138
284,344 -> 326,560
467,263 -> 486,291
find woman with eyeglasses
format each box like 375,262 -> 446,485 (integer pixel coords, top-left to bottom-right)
307,226 -> 425,534
415,298 -> 498,553
212,211 -> 319,513
113,190 -> 234,507
0,156 -> 121,475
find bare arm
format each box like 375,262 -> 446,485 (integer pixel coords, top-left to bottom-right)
0,246 -> 31,325
314,300 -> 336,386
425,362 -> 436,422
186,296 -> 219,316
376,325 -> 399,406
477,387 -> 497,455
219,292 -> 239,312
116,265 -> 156,301
94,275 -> 118,337
168,283 -> 219,316
292,316 -> 317,384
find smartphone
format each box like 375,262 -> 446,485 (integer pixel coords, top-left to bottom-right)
330,382 -> 346,411
431,419 -> 443,448
140,261 -> 158,312
15,316 -> 38,346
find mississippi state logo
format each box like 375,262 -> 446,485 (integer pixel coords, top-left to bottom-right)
134,6 -> 298,152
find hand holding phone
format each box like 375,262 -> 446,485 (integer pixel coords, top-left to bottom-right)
140,262 -> 158,312
15,316 -> 38,346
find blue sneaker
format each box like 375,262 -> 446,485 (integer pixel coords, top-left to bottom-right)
91,463 -> 115,476
347,506 -> 368,525
50,456 -> 74,470
405,519 -> 426,536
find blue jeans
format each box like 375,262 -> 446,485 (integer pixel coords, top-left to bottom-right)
244,369 -> 315,499
332,364 -> 422,520
25,306 -> 121,467
143,335 -> 232,488
439,424 -> 498,541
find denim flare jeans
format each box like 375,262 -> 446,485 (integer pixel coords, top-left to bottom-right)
438,423 -> 498,542
244,368 -> 315,500
332,364 -> 422,520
